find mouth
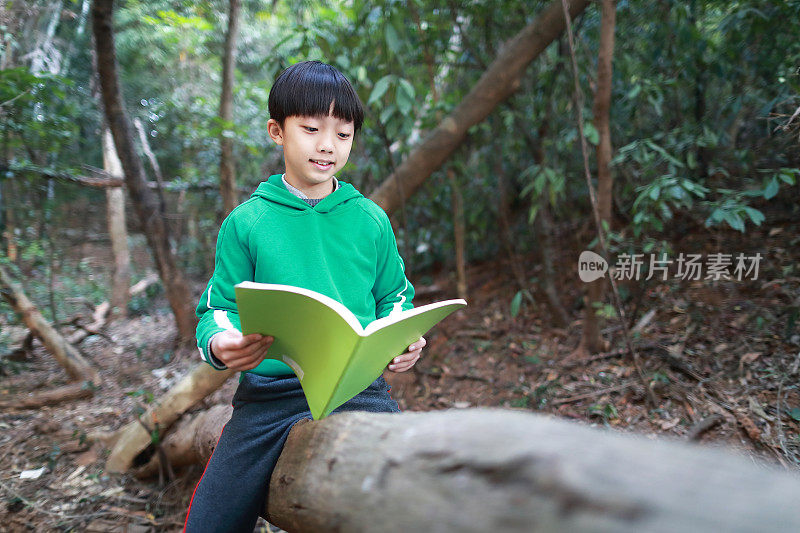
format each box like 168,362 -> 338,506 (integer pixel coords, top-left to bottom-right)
309,158 -> 334,171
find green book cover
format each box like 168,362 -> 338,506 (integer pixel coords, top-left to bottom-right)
234,282 -> 467,419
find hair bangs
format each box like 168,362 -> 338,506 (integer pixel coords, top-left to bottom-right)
269,61 -> 364,131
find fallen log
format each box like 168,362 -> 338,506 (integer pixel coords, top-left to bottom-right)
0,264 -> 101,385
104,364 -> 234,472
0,382 -> 94,410
138,407 -> 800,532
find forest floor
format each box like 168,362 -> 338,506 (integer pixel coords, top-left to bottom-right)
1,207 -> 799,532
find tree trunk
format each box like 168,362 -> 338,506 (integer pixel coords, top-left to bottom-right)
219,0 -> 241,216
143,408 -> 800,532
534,191 -> 570,328
581,0 -> 616,354
105,364 -> 235,472
132,117 -> 168,225
494,153 -> 529,298
515,104 -> 570,328
447,168 -> 467,301
0,264 -> 101,385
91,0 -> 196,342
369,0 -> 591,215
2,176 -> 17,262
102,128 -> 130,318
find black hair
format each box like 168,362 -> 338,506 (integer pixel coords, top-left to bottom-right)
268,61 -> 364,132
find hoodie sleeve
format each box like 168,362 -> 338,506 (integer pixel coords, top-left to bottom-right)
372,211 -> 415,320
196,212 -> 254,370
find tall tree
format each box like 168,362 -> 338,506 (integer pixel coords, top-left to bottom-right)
102,128 -> 130,318
580,0 -> 616,354
219,0 -> 241,216
91,0 -> 196,341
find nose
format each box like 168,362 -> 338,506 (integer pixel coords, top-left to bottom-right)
317,133 -> 334,154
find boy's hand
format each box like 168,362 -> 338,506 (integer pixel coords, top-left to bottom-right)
211,330 -> 274,371
388,336 -> 426,372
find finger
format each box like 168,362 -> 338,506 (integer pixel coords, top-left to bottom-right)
389,361 -> 414,372
389,353 -> 419,371
230,333 -> 267,350
394,346 -> 422,363
228,335 -> 273,359
226,342 -> 271,366
227,351 -> 267,370
407,337 -> 426,351
392,352 -> 415,365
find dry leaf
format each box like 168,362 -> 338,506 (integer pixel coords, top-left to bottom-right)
660,418 -> 680,430
738,352 -> 762,373
735,411 -> 761,441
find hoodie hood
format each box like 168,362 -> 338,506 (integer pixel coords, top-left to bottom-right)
251,174 -> 363,214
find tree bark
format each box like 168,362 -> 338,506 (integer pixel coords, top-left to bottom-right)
369,0 -> 591,215
2,176 -> 17,262
447,168 -> 468,301
91,0 -> 196,342
581,0 -> 616,353
105,364 -> 234,472
142,408 -> 800,532
0,264 -> 101,385
102,128 -> 130,318
219,0 -> 241,216
132,117 -> 169,226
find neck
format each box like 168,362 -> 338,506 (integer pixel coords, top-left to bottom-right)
283,174 -> 335,199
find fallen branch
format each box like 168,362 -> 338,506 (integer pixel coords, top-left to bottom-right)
0,382 -> 94,410
104,364 -> 234,472
559,342 -> 660,369
66,273 -> 158,345
551,380 -> 636,405
0,264 -> 101,385
133,404 -> 231,479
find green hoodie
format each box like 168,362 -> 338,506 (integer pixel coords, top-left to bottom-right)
195,174 -> 415,376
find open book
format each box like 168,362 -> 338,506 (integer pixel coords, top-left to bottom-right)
235,282 -> 467,419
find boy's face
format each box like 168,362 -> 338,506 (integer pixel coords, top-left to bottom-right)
267,110 -> 354,197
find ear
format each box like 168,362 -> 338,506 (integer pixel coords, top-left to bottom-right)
267,119 -> 284,146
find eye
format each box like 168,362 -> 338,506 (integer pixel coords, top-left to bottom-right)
302,126 -> 318,132
338,132 -> 351,139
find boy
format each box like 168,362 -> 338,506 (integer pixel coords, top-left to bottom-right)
184,61 -> 425,532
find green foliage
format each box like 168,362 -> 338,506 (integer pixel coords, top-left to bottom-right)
630,174 -> 709,235
510,290 -> 523,318
126,388 -> 155,404
588,402 -> 618,422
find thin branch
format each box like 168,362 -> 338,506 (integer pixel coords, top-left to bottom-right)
559,0 -> 656,406
0,88 -> 33,107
